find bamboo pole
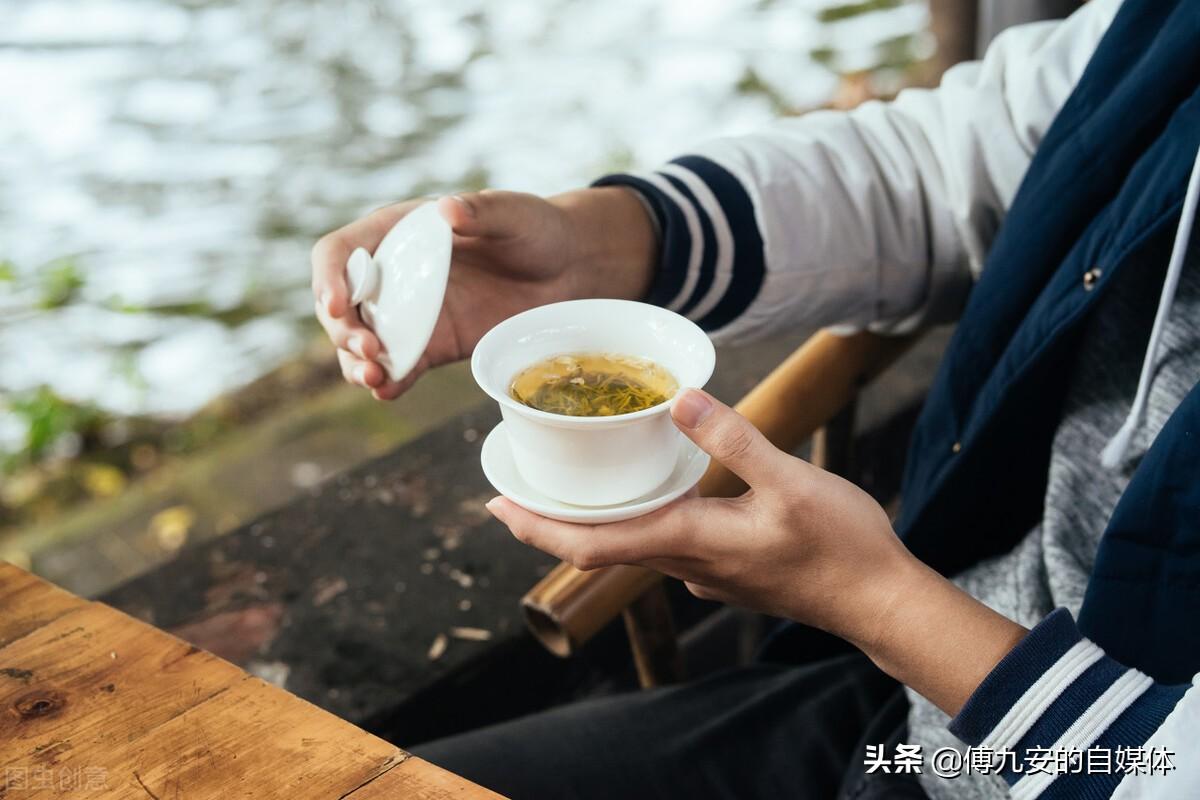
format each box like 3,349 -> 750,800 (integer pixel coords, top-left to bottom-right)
622,583 -> 683,687
520,329 -> 917,657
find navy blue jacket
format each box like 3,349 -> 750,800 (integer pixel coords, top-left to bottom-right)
895,0 -> 1200,686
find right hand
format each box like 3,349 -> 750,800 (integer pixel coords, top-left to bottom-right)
312,188 -> 656,400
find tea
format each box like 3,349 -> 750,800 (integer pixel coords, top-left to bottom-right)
509,352 -> 679,417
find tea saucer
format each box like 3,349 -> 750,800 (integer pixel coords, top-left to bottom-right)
480,422 -> 711,524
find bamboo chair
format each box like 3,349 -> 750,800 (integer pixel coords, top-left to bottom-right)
519,329 -> 920,688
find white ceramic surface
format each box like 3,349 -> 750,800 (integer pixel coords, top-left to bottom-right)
471,298 -> 716,506
345,202 -> 453,381
481,421 -> 710,523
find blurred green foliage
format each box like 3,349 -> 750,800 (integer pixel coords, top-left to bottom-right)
104,297 -> 273,327
818,0 -> 906,23
3,387 -> 103,472
736,67 -> 793,115
37,258 -> 85,309
809,0 -> 925,79
875,32 -> 923,71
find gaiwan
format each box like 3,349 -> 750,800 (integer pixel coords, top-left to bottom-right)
470,298 -> 714,509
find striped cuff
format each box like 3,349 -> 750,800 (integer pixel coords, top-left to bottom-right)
592,155 -> 765,334
949,608 -> 1188,799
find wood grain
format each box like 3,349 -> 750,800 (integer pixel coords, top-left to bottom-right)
0,560 -> 87,648
97,676 -> 404,800
347,757 -> 506,799
0,567 -> 503,799
0,603 -> 244,771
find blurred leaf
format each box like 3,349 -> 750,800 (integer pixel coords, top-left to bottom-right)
101,295 -> 272,328
874,32 -> 921,70
113,347 -> 148,393
735,67 -> 790,114
81,463 -> 127,498
37,258 -> 85,309
0,260 -> 16,283
599,145 -> 636,175
150,505 -> 195,551
3,387 -> 102,470
258,211 -> 305,240
818,0 -> 906,23
104,297 -> 147,314
810,46 -> 837,67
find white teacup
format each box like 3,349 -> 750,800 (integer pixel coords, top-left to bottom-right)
471,299 -> 716,507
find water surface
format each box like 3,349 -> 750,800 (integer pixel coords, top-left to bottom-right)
0,0 -> 925,459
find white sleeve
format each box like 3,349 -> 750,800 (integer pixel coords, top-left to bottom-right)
597,0 -> 1122,344
1111,676 -> 1200,799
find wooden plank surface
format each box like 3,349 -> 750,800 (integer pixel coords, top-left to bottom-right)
94,676 -> 404,799
0,603 -> 246,771
347,757 -> 505,799
0,564 -> 503,799
0,561 -> 86,648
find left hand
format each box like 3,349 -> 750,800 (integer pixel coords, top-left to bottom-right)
485,388 -> 919,650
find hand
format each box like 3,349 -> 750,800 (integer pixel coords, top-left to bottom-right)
487,388 -> 1029,715
311,187 -> 657,400
487,388 -> 911,645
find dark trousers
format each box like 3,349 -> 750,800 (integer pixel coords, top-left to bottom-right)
413,652 -> 928,799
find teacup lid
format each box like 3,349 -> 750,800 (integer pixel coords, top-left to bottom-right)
345,201 -> 453,382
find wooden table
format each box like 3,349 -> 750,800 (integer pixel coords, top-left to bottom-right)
0,562 -> 503,799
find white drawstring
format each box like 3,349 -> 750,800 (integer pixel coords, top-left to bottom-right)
1100,141 -> 1200,469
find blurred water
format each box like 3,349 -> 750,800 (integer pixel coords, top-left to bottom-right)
0,0 -> 926,457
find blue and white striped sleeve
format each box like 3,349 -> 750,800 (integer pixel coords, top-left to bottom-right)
594,157 -> 766,338
592,0 -> 1119,345
949,608 -> 1199,799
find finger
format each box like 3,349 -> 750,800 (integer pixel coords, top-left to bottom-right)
370,354 -> 426,401
371,372 -> 418,401
485,495 -> 714,570
337,349 -> 385,388
371,381 -> 407,401
671,389 -> 788,489
684,581 -> 723,602
311,203 -> 415,318
484,497 -> 629,570
436,190 -> 536,239
314,301 -> 381,359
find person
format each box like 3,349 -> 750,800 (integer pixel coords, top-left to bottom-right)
311,0 -> 1200,796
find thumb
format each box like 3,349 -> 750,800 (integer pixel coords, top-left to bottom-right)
437,190 -> 530,238
671,389 -> 784,488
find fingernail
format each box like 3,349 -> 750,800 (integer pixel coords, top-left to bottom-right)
484,497 -> 504,517
354,365 -> 367,384
450,194 -> 475,217
348,335 -> 364,358
673,389 -> 714,429
320,289 -> 333,310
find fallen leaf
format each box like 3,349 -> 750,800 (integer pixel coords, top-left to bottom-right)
427,633 -> 448,661
449,627 -> 492,642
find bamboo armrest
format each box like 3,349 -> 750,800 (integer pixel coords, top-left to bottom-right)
520,328 -> 919,657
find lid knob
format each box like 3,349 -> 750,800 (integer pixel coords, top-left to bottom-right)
346,247 -> 381,305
